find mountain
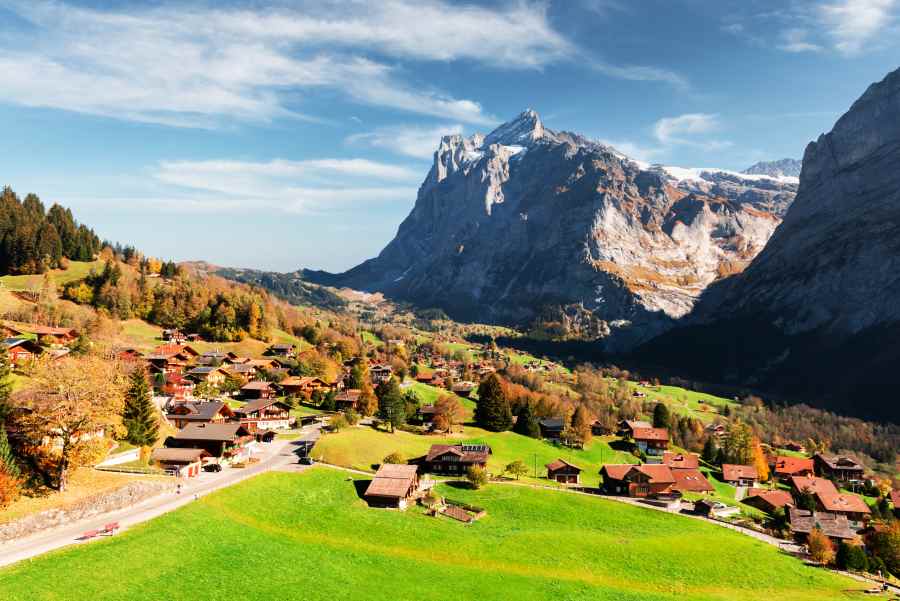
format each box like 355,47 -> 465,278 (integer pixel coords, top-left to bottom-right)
193,263 -> 348,311
638,67 -> 900,422
743,158 -> 802,178
305,109 -> 798,349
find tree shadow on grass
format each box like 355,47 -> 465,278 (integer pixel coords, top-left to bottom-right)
442,480 -> 474,490
608,440 -> 633,453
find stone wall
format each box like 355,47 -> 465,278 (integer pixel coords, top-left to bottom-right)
0,479 -> 175,543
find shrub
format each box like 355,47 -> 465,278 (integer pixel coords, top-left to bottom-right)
0,468 -> 22,509
836,541 -> 868,572
329,414 -> 348,432
383,452 -> 404,465
808,528 -> 835,565
466,465 -> 489,490
345,408 -> 360,426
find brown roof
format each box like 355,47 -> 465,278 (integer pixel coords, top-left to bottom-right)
623,420 -> 652,430
172,423 -> 251,442
631,427 -> 669,442
545,458 -> 582,472
773,456 -> 814,476
791,476 -> 839,497
241,381 -> 275,391
662,452 -> 699,469
236,398 -> 290,416
426,444 -> 491,463
601,464 -> 674,484
364,464 -> 419,499
815,453 -> 864,472
166,401 -> 233,422
151,448 -> 209,463
744,489 -> 794,511
670,468 -> 714,493
336,389 -> 361,402
788,507 -> 856,540
817,491 -> 871,515
722,464 -> 758,482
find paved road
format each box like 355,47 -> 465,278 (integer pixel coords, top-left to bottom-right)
0,425 -> 322,569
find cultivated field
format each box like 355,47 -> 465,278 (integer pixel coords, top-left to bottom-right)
0,468 -> 855,601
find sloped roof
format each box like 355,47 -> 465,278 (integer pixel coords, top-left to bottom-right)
791,476 -> 839,497
817,491 -> 871,514
788,508 -> 856,539
722,464 -> 758,481
600,464 -> 674,484
774,456 -> 814,476
364,463 -> 418,499
539,418 -> 565,430
744,489 -> 794,511
815,453 -> 864,471
546,458 -> 582,472
166,401 -> 231,421
236,398 -> 290,415
426,444 -> 491,463
241,380 -> 274,391
631,427 -> 669,442
173,422 -> 250,442
670,468 -> 713,493
151,448 -> 209,463
662,452 -> 699,469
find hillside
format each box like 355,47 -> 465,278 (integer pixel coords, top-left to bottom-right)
304,110 -> 798,351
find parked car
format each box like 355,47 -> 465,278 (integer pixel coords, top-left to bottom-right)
299,456 -> 314,465
203,463 -> 223,473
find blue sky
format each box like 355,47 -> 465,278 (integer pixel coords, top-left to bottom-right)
0,0 -> 898,272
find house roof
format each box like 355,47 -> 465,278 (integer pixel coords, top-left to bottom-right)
226,364 -> 256,374
3,337 -> 42,352
426,444 -> 491,463
774,456 -> 814,476
623,420 -> 652,430
815,453 -> 864,472
722,464 -> 758,481
662,452 -> 699,469
150,448 -> 209,463
817,491 -> 871,515
166,401 -> 232,421
236,398 -> 290,415
539,418 -> 565,430
791,476 -> 839,497
546,458 -> 582,472
670,468 -> 714,493
788,507 -> 856,539
601,464 -> 675,484
188,366 -> 225,375
744,489 -> 794,511
364,464 -> 419,499
631,427 -> 669,442
173,422 -> 250,442
241,380 -> 274,391
336,389 -> 361,402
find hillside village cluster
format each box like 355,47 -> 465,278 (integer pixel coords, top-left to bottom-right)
1,316 -> 898,577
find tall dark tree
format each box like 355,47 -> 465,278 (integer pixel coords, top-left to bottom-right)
513,402 -> 541,438
475,374 -> 513,432
701,436 -> 718,465
122,368 -> 159,449
375,377 -> 406,432
0,426 -> 19,478
652,402 -> 671,430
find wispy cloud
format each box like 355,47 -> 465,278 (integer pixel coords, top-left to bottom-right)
777,28 -> 824,52
819,0 -> 896,55
347,124 -> 465,160
151,157 -> 419,213
653,113 -> 732,151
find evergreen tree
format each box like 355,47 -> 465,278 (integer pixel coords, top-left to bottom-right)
652,402 -> 671,429
122,369 -> 159,448
0,426 -> 19,478
321,389 -> 337,412
701,436 -> 718,464
0,345 -> 12,421
375,377 -> 406,432
475,374 -> 513,432
513,402 -> 541,438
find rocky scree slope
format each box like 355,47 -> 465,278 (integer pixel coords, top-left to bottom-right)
305,110 -> 798,350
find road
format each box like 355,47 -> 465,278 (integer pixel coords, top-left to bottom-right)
0,424 -> 323,569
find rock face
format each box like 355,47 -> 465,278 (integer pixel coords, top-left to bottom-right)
307,109 -> 798,349
743,158 -> 802,178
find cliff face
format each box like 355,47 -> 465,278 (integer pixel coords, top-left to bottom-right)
307,110 -> 797,350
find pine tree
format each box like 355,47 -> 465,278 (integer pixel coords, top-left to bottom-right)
701,436 -> 718,464
122,368 -> 159,449
513,402 -> 541,438
0,344 -> 12,422
0,426 -> 20,478
652,402 -> 671,429
475,374 -> 513,432
375,377 -> 406,432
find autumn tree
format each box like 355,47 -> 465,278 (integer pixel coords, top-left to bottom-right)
724,420 -> 754,465
432,394 -> 465,433
751,438 -> 770,482
12,356 -> 127,491
505,460 -> 528,480
571,406 -> 593,445
475,374 -> 513,432
807,528 -> 836,565
870,520 -> 900,576
466,465 -> 489,489
355,384 -> 378,417
383,452 -> 404,465
122,367 -> 159,457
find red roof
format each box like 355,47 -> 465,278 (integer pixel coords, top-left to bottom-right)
773,456 -> 814,476
662,452 -> 699,469
670,468 -> 713,493
631,427 -> 669,442
601,464 -> 675,484
546,458 -> 582,472
791,476 -> 839,497
817,491 -> 871,515
722,464 -> 758,482
744,489 -> 794,511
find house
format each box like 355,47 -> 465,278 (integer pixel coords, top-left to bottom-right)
783,441 -> 806,453
224,363 -> 257,384
150,448 -> 209,477
414,371 -> 435,385
334,389 -> 361,411
694,499 -> 740,518
370,364 -> 393,384
166,422 -> 254,461
162,329 -> 186,344
153,343 -> 200,359
670,469 -> 714,494
280,376 -> 329,397
599,464 -> 675,498
538,418 -> 566,441
416,404 -> 437,424
115,347 -> 144,362
662,452 -> 700,470
451,381 -> 476,398
742,489 -> 794,514
617,419 -> 652,438
721,464 -> 758,487
631,427 -> 669,456
546,459 -> 582,484
240,380 -> 276,399
773,456 -> 815,480
166,401 -> 235,429
815,490 -> 871,528
591,420 -> 613,436
3,338 -> 43,365
187,366 -> 229,386
788,507 -> 857,544
814,453 -> 865,484
267,343 -> 296,359
234,398 -> 291,431
3,322 -> 78,345
162,373 -> 195,400
364,464 -> 421,509
424,444 -> 491,475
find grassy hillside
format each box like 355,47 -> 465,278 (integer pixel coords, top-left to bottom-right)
0,469 -> 854,600
0,260 -> 104,292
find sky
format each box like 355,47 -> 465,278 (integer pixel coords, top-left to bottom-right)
0,0 -> 898,272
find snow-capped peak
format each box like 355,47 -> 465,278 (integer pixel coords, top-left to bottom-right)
483,109 -> 545,147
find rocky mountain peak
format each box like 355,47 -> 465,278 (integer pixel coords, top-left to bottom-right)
483,108 -> 545,147
743,158 -> 802,178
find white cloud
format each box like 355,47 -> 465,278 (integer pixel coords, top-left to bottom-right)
151,157 -> 419,213
777,28 -> 824,52
598,139 -> 664,163
347,124 -> 465,159
653,113 -> 731,151
820,0 -> 896,55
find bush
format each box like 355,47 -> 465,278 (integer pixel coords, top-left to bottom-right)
808,528 -> 835,565
466,465 -> 489,490
329,414 -> 348,432
836,542 -> 868,572
345,408 -> 360,426
0,468 -> 22,509
383,452 -> 404,465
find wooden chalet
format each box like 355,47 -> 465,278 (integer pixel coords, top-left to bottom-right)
670,469 -> 714,493
451,381 -> 476,398
240,380 -> 276,400
424,444 -> 491,475
369,364 -> 393,384
545,458 -> 582,484
186,366 -> 229,386
772,456 -> 815,480
280,376 -> 329,397
150,448 -> 210,477
600,464 -> 675,498
721,464 -> 758,487
234,398 -> 292,431
166,423 -> 254,460
3,337 -> 43,365
3,322 -> 77,345
162,373 -> 195,400
788,507 -> 857,544
115,347 -> 144,362
590,420 -> 613,436
364,464 -> 420,509
166,401 -> 235,429
814,453 -> 865,484
267,343 -> 296,359
224,363 -> 257,384
630,427 -> 669,456
662,452 -> 700,470
335,389 -> 361,411
538,418 -> 565,441
742,489 -> 794,514
416,404 -> 437,424
246,359 -> 279,373
617,419 -> 652,438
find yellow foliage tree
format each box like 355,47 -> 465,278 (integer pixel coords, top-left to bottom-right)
808,528 -> 836,565
752,438 -> 770,482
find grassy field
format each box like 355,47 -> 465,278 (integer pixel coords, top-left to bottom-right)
0,260 -> 104,292
361,330 -> 383,346
616,381 -> 737,423
0,468 -> 856,600
313,424 -> 638,485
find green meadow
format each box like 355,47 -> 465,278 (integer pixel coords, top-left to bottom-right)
0,468 -> 854,601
